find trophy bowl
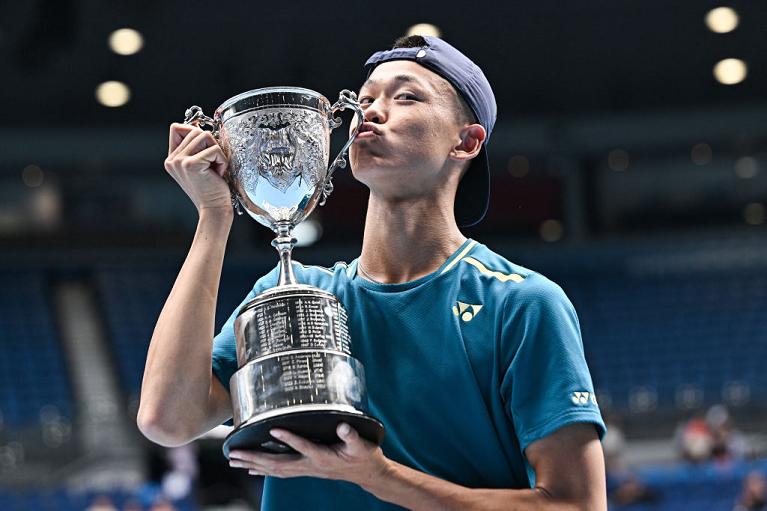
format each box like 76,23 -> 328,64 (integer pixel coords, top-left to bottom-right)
184,87 -> 385,456
185,86 -> 359,229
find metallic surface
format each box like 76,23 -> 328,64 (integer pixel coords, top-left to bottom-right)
184,87 -> 363,230
229,351 -> 368,426
234,285 -> 351,366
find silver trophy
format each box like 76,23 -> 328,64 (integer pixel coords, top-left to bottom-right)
184,87 -> 384,457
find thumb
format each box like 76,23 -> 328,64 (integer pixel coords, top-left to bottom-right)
337,422 -> 363,450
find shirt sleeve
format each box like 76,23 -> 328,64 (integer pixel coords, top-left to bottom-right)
211,287 -> 257,394
211,265 -> 279,427
500,275 -> 606,457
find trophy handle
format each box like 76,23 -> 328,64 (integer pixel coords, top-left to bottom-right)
183,106 -> 219,136
320,90 -> 364,206
183,106 -> 244,216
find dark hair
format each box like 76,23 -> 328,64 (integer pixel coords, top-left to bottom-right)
391,36 -> 477,125
392,35 -> 428,49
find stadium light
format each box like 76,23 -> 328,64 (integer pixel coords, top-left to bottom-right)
713,58 -> 747,85
406,23 -> 441,38
705,7 -> 739,34
734,157 -> 758,179
743,203 -> 765,225
95,81 -> 131,107
294,219 -> 323,247
109,28 -> 144,55
691,143 -> 712,165
608,149 -> 630,172
539,219 -> 563,242
507,155 -> 530,177
22,165 -> 44,188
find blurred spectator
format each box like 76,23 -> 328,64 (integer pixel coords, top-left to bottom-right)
707,404 -> 748,463
124,498 -> 143,511
144,442 -> 199,505
604,417 -> 658,506
733,471 -> 766,511
149,498 -> 179,511
603,416 -> 628,474
85,495 -> 118,511
676,412 -> 713,463
162,444 -> 199,501
610,475 -> 658,507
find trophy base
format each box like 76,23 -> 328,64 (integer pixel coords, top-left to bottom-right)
222,409 -> 385,457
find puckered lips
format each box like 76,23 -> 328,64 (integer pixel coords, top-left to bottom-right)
354,122 -> 382,141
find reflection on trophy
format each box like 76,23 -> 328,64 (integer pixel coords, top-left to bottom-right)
184,87 -> 385,456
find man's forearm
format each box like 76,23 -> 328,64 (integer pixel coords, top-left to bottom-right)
228,422 -> 605,510
361,460 -> 585,511
137,208 -> 233,444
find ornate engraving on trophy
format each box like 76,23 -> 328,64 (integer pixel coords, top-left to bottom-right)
220,108 -> 329,226
252,110 -> 327,191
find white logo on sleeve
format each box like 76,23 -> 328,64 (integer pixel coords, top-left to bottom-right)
571,391 -> 598,406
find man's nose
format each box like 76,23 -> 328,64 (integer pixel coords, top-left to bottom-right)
363,101 -> 386,124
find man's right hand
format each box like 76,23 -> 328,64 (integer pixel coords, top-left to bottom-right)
164,123 -> 232,212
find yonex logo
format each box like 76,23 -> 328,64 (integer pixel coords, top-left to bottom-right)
571,391 -> 598,406
452,301 -> 483,322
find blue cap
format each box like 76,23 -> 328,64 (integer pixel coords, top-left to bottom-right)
364,36 -> 497,227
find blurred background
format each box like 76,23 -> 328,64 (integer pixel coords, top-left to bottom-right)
1,1 -> 767,510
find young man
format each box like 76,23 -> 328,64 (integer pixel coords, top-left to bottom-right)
139,36 -> 607,510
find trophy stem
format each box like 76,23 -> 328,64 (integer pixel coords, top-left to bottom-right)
272,222 -> 298,286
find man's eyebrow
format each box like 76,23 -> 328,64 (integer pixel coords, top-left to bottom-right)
361,74 -> 430,91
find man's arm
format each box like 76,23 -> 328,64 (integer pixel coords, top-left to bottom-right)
137,209 -> 235,446
228,422 -> 607,511
137,124 -> 236,447
363,423 -> 605,511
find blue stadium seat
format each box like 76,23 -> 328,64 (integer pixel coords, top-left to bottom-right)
0,272 -> 73,428
95,262 -> 272,398
564,270 -> 767,412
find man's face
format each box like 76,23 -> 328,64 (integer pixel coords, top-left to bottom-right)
348,60 -> 467,199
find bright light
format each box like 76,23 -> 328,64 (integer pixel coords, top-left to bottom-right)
539,219 -> 563,242
406,23 -> 441,38
705,7 -> 739,33
95,81 -> 131,107
294,219 -> 323,247
109,28 -> 144,55
713,58 -> 747,85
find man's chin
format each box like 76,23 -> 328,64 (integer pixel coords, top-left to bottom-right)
350,163 -> 399,177
350,153 -> 380,172
349,163 -> 401,189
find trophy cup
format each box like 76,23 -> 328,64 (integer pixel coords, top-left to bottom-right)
184,87 -> 384,457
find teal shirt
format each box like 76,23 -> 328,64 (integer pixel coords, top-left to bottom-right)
212,239 -> 605,510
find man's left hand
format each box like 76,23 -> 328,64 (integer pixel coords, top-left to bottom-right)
228,422 -> 392,487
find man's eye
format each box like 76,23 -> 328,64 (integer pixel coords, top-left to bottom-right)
359,96 -> 374,105
395,93 -> 419,101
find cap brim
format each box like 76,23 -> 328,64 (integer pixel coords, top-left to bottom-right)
455,145 -> 490,228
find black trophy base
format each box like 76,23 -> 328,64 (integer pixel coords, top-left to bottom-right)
222,410 -> 385,458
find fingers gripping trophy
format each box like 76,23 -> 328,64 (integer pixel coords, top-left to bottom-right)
184,88 -> 385,457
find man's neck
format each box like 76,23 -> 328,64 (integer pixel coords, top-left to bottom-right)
358,192 -> 467,284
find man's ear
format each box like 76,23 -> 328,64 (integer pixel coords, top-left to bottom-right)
450,124 -> 486,162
